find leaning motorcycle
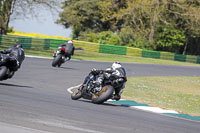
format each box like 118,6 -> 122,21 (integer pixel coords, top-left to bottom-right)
52,47 -> 68,67
71,72 -> 115,104
0,55 -> 18,81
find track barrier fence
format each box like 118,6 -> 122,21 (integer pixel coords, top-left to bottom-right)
0,34 -> 199,64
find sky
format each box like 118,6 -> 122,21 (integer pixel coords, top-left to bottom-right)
9,7 -> 72,38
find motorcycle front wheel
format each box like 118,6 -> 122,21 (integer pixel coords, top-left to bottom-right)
71,86 -> 82,100
91,85 -> 114,104
52,54 -> 62,67
0,66 -> 8,80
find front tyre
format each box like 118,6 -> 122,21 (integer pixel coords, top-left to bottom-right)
57,62 -> 62,67
71,86 -> 82,100
7,71 -> 15,79
92,85 -> 114,104
0,66 -> 8,80
52,54 -> 62,67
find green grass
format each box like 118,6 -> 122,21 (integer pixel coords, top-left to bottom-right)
25,50 -> 53,57
123,76 -> 200,115
25,50 -> 200,66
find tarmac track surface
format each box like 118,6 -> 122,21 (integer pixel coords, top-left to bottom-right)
0,57 -> 200,133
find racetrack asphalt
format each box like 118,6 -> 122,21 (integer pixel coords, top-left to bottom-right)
0,57 -> 200,133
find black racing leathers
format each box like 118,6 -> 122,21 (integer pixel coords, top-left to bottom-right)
65,43 -> 75,56
0,47 -> 25,70
60,43 -> 75,58
59,43 -> 75,61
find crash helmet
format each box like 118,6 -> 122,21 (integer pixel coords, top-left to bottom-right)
14,43 -> 23,48
68,40 -> 73,44
112,62 -> 122,70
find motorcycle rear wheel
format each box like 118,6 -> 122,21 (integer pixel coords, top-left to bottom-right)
91,85 -> 114,104
0,66 -> 8,80
52,54 -> 62,67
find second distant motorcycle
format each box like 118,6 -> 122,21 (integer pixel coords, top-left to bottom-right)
52,40 -> 75,67
52,46 -> 68,67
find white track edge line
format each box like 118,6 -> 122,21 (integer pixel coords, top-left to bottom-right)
67,84 -> 82,94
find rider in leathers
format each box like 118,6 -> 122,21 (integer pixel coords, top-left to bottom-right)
0,43 -> 25,71
82,62 -> 127,101
54,40 -> 75,61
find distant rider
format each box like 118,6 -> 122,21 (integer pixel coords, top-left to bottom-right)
81,62 -> 127,101
54,40 -> 75,61
0,43 -> 25,71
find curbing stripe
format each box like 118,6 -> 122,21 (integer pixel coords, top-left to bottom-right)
164,113 -> 200,122
109,100 -> 200,122
132,106 -> 178,114
108,99 -> 149,106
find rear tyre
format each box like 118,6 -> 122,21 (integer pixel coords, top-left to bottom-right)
0,66 -> 8,80
92,85 -> 114,104
52,54 -> 62,67
71,86 -> 82,100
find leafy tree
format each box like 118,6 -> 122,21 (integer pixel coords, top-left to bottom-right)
98,0 -> 128,31
86,31 -> 112,44
186,36 -> 200,55
156,25 -> 186,53
72,25 -> 82,40
108,34 -> 122,45
85,31 -> 122,45
86,32 -> 99,42
118,26 -> 134,46
57,0 -> 104,38
0,0 -> 59,34
58,0 -> 129,38
132,35 -> 152,49
164,0 -> 200,54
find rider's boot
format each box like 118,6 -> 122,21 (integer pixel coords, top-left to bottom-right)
53,51 -> 56,57
112,94 -> 121,101
64,57 -> 70,62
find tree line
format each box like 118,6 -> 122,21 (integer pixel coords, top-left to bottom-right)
1,0 -> 200,55
57,0 -> 200,55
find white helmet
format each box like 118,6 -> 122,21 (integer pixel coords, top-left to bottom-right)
68,40 -> 73,44
112,62 -> 122,70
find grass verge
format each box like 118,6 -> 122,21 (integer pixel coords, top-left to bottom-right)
123,76 -> 200,115
25,50 -> 200,66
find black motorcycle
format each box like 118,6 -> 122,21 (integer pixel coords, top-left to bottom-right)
0,55 -> 18,80
71,72 -> 115,104
52,47 -> 68,67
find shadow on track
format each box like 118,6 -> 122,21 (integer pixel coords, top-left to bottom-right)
0,83 -> 33,88
59,66 -> 79,70
74,99 -> 128,107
